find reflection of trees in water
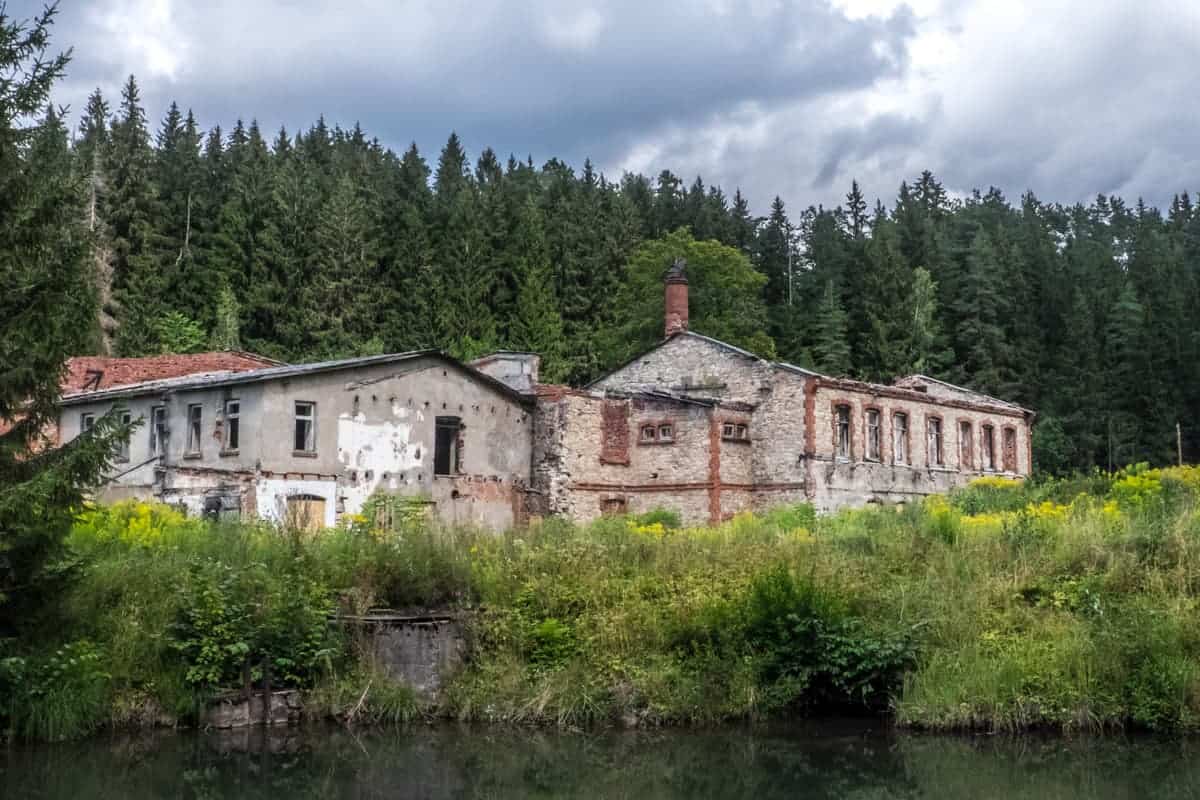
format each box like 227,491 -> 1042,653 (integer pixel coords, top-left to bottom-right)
3,724 -> 1200,799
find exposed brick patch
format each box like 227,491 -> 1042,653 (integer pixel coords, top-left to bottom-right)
599,399 -> 630,465
707,412 -> 721,524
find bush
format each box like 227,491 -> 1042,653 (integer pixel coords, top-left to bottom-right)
631,508 -> 683,530
9,463 -> 1200,740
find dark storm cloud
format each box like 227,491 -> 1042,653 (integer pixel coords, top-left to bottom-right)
9,0 -> 1199,213
17,1 -> 913,179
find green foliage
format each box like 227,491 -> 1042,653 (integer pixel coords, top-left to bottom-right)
170,557 -> 335,690
2,641 -> 111,740
153,310 -> 206,354
631,508 -> 682,530
13,471 -> 1200,739
0,5 -> 130,634
603,228 -> 774,364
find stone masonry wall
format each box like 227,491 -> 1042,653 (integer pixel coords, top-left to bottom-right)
535,392 -> 718,525
807,380 -> 1033,511
591,333 -> 775,405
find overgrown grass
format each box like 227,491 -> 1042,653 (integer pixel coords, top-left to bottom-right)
5,464 -> 1200,740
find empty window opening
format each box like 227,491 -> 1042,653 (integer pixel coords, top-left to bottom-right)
658,424 -> 674,441
893,413 -> 909,464
927,417 -> 944,466
641,424 -> 657,442
982,424 -> 996,471
959,421 -> 973,469
224,399 -> 240,452
80,412 -> 95,433
835,405 -> 851,460
294,401 -> 316,453
116,411 -> 131,462
866,409 -> 881,462
601,497 -> 627,516
186,404 -> 202,456
1003,427 -> 1018,472
150,406 -> 167,455
435,416 -> 462,475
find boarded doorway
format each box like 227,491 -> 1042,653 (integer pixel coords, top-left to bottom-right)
286,494 -> 326,531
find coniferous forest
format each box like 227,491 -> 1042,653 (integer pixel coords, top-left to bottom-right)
40,72 -> 1200,474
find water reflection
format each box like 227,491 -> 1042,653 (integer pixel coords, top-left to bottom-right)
3,719 -> 1199,799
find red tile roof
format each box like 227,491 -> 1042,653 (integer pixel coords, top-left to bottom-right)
63,352 -> 282,393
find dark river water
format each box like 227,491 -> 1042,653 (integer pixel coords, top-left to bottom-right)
3,719 -> 1199,799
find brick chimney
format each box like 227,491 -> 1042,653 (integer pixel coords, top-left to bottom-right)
663,257 -> 689,337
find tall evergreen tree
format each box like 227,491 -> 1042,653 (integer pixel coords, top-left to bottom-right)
811,280 -> 852,375
106,75 -> 162,354
0,5 -> 126,631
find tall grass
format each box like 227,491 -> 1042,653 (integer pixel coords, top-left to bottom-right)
5,465 -> 1200,740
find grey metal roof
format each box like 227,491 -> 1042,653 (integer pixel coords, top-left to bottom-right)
58,350 -> 535,407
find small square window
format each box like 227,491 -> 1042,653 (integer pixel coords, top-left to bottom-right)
80,413 -> 95,433
641,425 -> 657,442
658,424 -> 674,441
723,422 -> 736,438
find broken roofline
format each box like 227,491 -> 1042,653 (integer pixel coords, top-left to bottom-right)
612,388 -> 756,412
57,350 -> 536,408
588,330 -> 1032,419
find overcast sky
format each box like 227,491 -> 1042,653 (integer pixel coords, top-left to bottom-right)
13,0 -> 1200,214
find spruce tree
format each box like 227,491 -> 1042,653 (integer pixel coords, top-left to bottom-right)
509,198 -> 567,381
861,218 -> 914,380
106,75 -> 163,354
0,5 -> 125,630
811,280 -> 852,375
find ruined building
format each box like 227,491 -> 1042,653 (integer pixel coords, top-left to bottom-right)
57,263 -> 1034,529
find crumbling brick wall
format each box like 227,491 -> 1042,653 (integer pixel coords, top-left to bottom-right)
806,378 -> 1033,511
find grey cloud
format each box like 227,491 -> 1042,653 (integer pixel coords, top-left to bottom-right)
10,1 -> 1199,216
19,0 -> 913,183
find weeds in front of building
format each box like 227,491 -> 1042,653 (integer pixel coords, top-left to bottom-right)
5,465 -> 1200,740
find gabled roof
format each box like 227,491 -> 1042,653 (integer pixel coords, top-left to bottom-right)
58,350 -> 534,407
585,330 -> 1031,416
584,330 -> 769,389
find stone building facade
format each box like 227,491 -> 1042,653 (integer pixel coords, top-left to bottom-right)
537,267 -> 1034,520
55,264 -> 1033,529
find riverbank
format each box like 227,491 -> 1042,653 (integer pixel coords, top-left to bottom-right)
4,466 -> 1200,740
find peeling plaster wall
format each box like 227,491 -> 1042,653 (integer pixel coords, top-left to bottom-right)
61,356 -> 534,530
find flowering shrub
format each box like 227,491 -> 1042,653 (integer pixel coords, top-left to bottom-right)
71,501 -> 200,548
1109,467 -> 1164,511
